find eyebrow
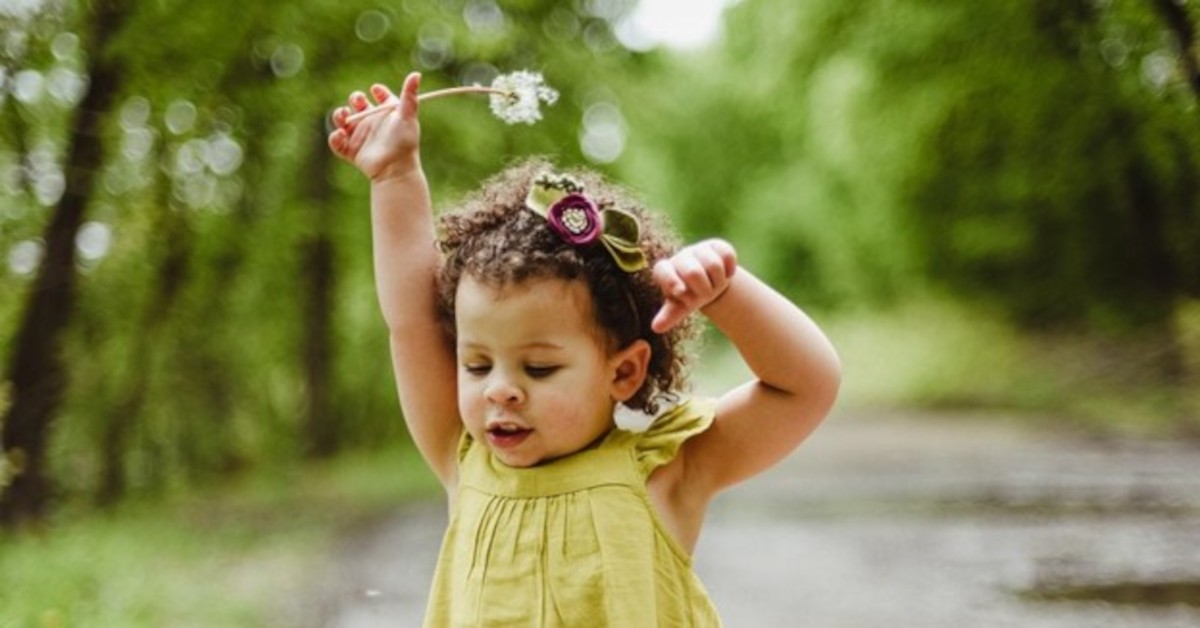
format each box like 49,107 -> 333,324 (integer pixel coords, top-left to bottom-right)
459,341 -> 566,351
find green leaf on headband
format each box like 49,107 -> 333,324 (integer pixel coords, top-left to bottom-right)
525,171 -> 579,216
525,184 -> 564,216
602,209 -> 648,271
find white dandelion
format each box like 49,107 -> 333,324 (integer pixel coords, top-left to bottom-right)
487,71 -> 559,125
344,70 -> 558,125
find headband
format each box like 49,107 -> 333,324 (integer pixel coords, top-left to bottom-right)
524,172 -> 648,272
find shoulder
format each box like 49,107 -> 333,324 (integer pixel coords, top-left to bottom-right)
630,398 -> 717,478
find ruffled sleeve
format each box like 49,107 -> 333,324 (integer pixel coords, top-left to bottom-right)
634,397 -> 717,478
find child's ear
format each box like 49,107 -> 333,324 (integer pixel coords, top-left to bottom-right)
610,339 -> 651,402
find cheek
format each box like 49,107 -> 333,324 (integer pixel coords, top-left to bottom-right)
538,393 -> 574,417
457,378 -> 485,418
537,387 -> 597,430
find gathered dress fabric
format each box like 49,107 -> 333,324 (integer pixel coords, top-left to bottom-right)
424,398 -> 722,627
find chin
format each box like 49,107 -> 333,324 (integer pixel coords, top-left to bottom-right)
491,448 -> 543,468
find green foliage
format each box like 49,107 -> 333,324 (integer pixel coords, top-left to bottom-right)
695,295 -> 1200,438
4,0 -> 1200,523
619,0 -> 1200,334
0,443 -> 437,626
1,0 -> 653,512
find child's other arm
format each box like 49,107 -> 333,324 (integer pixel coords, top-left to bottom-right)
329,74 -> 461,487
652,239 -> 841,496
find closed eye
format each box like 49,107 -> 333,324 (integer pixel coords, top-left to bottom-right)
525,365 -> 560,379
463,364 -> 491,376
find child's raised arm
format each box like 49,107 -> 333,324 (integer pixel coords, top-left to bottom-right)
651,239 -> 841,497
328,73 -> 461,487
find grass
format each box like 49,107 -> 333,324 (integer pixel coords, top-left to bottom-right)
694,296 -> 1200,439
0,445 -> 440,628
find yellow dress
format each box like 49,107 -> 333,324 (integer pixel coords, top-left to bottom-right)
424,399 -> 722,627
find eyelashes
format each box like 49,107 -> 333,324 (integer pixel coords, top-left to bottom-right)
462,364 -> 561,379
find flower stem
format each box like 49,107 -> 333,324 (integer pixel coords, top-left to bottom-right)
418,85 -> 509,101
344,86 -> 509,124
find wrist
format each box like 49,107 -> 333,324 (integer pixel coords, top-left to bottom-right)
369,154 -> 424,185
370,161 -> 426,188
700,268 -> 742,318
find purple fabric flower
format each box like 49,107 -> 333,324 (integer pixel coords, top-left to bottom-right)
547,194 -> 601,245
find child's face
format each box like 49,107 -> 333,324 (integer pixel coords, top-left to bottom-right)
455,275 -> 624,467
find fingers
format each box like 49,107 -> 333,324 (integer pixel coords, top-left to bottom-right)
667,239 -> 736,299
328,100 -> 362,159
327,83 -> 389,158
327,127 -> 350,159
328,75 -> 422,162
650,239 -> 739,333
651,298 -> 689,334
330,105 -> 351,131
400,72 -> 421,119
369,83 -> 396,106
708,238 -> 739,277
650,261 -> 699,333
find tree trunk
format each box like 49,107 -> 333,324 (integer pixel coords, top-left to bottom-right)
303,116 -> 338,459
1,0 -> 129,528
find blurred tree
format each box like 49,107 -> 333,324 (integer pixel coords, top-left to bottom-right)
2,0 -> 131,527
1149,0 -> 1200,96
96,134 -> 184,507
621,0 -> 1200,363
2,0 -> 657,524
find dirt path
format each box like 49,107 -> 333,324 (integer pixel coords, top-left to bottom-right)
289,410 -> 1200,627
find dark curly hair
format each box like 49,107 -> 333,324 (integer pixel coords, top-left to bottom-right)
436,158 -> 697,414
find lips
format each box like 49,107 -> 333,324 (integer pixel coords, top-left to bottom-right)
486,423 -> 533,449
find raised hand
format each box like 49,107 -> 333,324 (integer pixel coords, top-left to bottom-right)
651,238 -> 738,333
327,71 -> 422,182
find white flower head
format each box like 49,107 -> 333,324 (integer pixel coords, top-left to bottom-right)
489,70 -> 559,125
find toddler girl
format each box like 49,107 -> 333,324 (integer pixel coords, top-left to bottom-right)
328,72 -> 841,627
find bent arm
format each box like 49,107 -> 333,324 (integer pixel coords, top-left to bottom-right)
684,268 -> 842,494
372,172 -> 461,488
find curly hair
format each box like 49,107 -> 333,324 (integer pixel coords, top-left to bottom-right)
436,158 -> 697,414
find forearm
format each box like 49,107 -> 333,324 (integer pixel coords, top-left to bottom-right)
370,167 -> 462,484
370,168 -> 439,331
702,269 -> 841,402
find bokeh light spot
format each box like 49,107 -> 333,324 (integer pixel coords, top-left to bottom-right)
50,32 -> 78,61
8,239 -> 43,277
165,100 -> 197,135
271,43 -> 305,78
1140,51 -> 1175,93
463,0 -> 506,35
205,134 -> 244,176
75,221 -> 112,262
459,62 -> 498,87
120,96 -> 151,130
356,11 -> 390,43
12,69 -> 44,104
122,128 -> 155,162
33,170 -> 65,206
543,9 -> 581,42
416,22 -> 455,70
579,102 -> 625,163
46,67 -> 87,106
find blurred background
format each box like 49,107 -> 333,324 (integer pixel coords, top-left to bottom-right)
2,0 -> 1200,625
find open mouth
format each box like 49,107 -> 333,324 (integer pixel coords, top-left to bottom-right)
486,424 -> 532,448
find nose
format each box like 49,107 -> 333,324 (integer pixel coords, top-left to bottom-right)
484,373 -> 525,406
